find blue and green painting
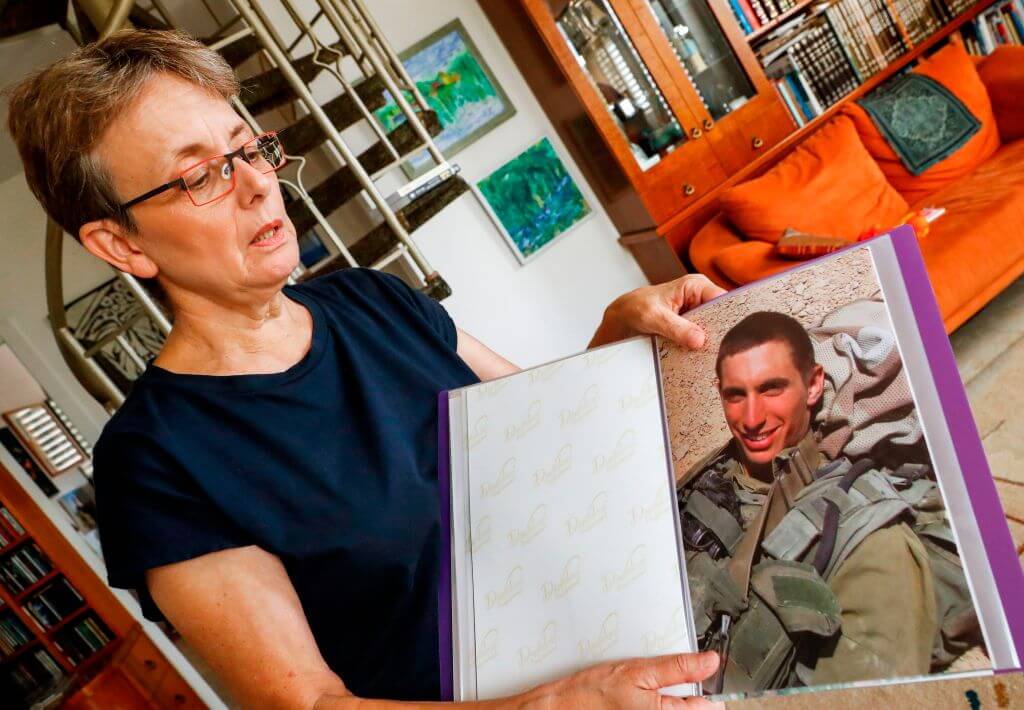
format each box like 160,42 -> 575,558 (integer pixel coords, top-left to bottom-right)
477,137 -> 591,261
374,20 -> 514,177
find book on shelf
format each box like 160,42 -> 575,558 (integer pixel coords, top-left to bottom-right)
0,613 -> 32,655
960,0 -> 1024,51
24,577 -> 84,629
752,0 -> 959,127
0,505 -> 25,539
729,0 -> 757,34
53,613 -> 111,666
437,228 -> 1024,701
3,648 -> 64,704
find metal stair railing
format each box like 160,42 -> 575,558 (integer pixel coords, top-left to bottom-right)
231,0 -> 446,284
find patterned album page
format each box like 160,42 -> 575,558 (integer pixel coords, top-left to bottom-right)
457,337 -> 697,699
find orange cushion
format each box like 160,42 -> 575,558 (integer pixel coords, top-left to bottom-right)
688,215 -> 743,289
712,241 -> 795,286
908,140 -> 1024,329
718,116 -> 909,244
978,46 -> 1024,144
843,42 -> 1001,204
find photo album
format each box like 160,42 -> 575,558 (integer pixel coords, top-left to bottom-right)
436,226 -> 1024,702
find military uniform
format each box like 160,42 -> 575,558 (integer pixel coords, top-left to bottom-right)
677,430 -> 977,694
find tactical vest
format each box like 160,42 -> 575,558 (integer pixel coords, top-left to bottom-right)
679,451 -> 979,694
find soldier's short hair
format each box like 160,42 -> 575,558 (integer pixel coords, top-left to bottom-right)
715,311 -> 816,382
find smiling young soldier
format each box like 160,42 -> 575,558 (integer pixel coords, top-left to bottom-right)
674,311 -> 976,695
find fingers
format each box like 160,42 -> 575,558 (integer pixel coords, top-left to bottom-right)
630,651 -> 720,690
672,274 -> 727,313
660,314 -> 707,350
659,274 -> 726,349
661,696 -> 725,709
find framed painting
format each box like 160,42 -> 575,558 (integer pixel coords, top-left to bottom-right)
476,136 -> 593,264
374,19 -> 516,178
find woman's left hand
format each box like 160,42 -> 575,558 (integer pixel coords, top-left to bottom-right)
589,274 -> 727,350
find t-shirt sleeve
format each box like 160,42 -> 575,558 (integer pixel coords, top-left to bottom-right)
364,269 -> 458,350
94,430 -> 254,622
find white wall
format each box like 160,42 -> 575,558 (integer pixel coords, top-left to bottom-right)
365,0 -> 648,366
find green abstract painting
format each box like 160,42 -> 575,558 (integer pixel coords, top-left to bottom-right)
477,137 -> 592,263
374,19 -> 514,178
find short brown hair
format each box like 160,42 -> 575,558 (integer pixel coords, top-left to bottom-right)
715,311 -> 816,382
6,29 -> 239,238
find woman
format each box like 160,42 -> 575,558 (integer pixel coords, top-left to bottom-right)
7,30 -> 724,708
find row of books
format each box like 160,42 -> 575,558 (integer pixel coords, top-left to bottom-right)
761,9 -> 870,125
0,543 -> 52,595
53,613 -> 112,667
2,648 -> 64,704
0,611 -> 32,656
22,577 -> 84,631
758,0 -> 988,126
727,0 -> 802,35
960,0 -> 1024,51
0,505 -> 25,547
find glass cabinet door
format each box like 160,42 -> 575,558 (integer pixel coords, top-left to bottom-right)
556,0 -> 689,171
641,0 -> 756,120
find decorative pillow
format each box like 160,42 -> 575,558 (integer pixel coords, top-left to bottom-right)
856,74 -> 980,175
776,229 -> 853,260
718,116 -> 909,244
978,46 -> 1024,143
842,42 -> 1001,205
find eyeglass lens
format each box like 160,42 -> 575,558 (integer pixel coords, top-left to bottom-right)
182,133 -> 285,206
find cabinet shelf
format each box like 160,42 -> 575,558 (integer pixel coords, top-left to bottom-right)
43,603 -> 88,637
13,569 -> 59,603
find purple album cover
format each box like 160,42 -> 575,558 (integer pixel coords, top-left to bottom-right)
436,225 -> 1023,701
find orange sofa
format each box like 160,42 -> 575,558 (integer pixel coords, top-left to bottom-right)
688,45 -> 1024,333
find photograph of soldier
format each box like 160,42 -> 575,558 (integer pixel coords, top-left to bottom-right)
675,308 -> 987,696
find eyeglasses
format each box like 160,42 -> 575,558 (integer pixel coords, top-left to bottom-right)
119,132 -> 287,210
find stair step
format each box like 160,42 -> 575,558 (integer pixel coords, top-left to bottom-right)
285,113 -> 443,236
215,33 -> 264,68
298,176 -> 468,283
278,76 -> 389,156
239,51 -> 332,115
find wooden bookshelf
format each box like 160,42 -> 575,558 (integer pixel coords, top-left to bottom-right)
0,501 -> 113,701
0,458 -> 208,707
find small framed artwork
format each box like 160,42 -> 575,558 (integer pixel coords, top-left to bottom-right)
476,136 -> 593,264
374,18 -> 516,178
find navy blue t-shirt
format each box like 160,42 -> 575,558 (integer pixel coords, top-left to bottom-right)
93,268 -> 479,700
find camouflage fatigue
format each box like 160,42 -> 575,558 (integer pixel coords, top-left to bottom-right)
678,431 -> 938,692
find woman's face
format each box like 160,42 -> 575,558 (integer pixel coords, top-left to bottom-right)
88,72 -> 299,304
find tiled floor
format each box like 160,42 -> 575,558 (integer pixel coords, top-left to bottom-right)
953,277 -> 1024,556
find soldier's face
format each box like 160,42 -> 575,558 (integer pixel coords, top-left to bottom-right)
717,341 -> 825,470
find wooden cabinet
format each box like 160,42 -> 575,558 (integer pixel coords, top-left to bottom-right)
484,0 -> 1000,282
490,0 -> 793,262
0,462 -> 208,708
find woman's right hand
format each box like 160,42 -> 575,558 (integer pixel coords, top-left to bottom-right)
515,651 -> 722,709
